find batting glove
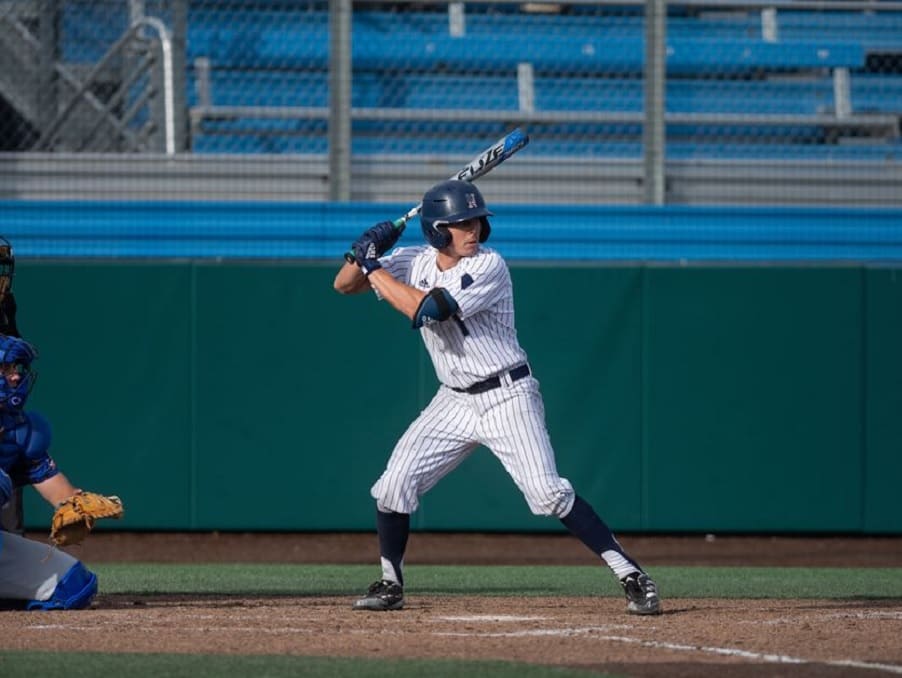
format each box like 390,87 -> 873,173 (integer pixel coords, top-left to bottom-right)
365,220 -> 401,255
352,239 -> 383,276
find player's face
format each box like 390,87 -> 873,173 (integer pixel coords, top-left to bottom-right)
0,362 -> 24,386
445,218 -> 482,258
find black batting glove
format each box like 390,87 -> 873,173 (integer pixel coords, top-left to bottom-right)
363,221 -> 401,256
352,238 -> 383,276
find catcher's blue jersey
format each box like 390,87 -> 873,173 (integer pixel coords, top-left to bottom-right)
0,411 -> 57,506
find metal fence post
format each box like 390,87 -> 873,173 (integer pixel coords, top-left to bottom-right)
329,0 -> 352,202
171,0 -> 188,152
644,0 -> 666,205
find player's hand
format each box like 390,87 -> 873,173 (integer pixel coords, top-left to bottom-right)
369,220 -> 402,254
351,221 -> 399,275
344,221 -> 400,266
359,221 -> 400,257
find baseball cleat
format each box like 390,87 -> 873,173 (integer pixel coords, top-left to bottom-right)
352,579 -> 404,611
620,572 -> 662,615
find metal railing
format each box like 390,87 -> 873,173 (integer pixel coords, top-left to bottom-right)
35,17 -> 175,155
5,13 -> 176,154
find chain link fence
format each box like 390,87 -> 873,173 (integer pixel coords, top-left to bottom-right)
1,0 -> 900,202
0,0 -> 178,152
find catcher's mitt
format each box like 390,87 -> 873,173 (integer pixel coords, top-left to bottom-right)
50,491 -> 124,547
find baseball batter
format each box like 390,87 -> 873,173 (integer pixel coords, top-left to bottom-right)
334,179 -> 661,615
0,335 -> 99,610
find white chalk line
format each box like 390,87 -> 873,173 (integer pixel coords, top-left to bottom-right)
25,623 -> 344,635
24,615 -> 902,675
434,628 -> 902,674
433,615 -> 551,622
740,610 -> 902,624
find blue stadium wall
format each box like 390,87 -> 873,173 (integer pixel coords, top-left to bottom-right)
4,201 -> 901,534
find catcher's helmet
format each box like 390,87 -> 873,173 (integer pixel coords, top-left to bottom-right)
420,180 -> 493,249
0,334 -> 37,410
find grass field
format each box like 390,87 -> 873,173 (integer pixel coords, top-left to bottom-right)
3,563 -> 901,677
86,562 -> 902,598
3,653 -> 589,678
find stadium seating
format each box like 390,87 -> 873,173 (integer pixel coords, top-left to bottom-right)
180,5 -> 902,160
191,132 -> 902,162
772,11 -> 902,51
192,67 -> 902,118
186,9 -> 866,73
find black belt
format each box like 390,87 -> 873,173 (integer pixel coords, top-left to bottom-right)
450,364 -> 531,395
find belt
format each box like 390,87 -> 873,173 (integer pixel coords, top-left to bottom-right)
450,364 -> 531,395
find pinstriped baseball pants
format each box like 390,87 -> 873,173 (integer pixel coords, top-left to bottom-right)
371,376 -> 576,518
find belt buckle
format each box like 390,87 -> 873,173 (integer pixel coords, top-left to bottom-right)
507,364 -> 529,386
500,367 -> 519,388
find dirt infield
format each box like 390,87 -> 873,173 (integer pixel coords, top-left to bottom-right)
66,531 -> 902,567
4,533 -> 902,677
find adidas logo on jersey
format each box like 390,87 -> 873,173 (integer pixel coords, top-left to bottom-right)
418,278 -> 429,288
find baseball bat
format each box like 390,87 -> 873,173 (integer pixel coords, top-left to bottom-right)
343,127 -> 530,264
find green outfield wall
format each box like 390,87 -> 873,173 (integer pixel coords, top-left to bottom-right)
18,262 -> 902,534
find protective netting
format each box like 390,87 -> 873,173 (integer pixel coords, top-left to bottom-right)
1,0 -> 900,160
0,0 -> 901,264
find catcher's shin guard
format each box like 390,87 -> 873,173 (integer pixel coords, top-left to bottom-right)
26,562 -> 97,610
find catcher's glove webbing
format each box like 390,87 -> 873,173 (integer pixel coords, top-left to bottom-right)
50,491 -> 124,547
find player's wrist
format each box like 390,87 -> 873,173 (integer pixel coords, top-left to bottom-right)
360,259 -> 382,276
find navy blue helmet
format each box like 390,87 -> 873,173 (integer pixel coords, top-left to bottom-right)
0,334 -> 37,410
420,180 -> 493,249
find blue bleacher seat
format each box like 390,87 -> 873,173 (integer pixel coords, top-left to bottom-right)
777,11 -> 902,52
186,9 -> 866,74
191,131 -> 902,162
184,6 -> 900,160
190,68 -> 865,120
851,74 -> 902,113
536,77 -> 840,116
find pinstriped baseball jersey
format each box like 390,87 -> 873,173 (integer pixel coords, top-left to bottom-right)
348,183 -> 660,614
370,243 -> 575,518
380,245 -> 528,390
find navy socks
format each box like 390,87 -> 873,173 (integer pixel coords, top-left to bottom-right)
376,508 -> 410,586
560,495 -> 641,578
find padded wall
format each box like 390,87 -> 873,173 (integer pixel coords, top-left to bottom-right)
17,262 -> 902,533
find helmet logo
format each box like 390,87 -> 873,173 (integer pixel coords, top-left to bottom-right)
466,193 -> 478,209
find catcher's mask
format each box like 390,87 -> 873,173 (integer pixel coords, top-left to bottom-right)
0,237 -> 14,303
420,179 -> 493,249
0,334 -> 37,410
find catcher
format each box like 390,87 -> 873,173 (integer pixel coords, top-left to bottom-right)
0,334 -> 123,610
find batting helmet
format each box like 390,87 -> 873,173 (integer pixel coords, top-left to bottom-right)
420,180 -> 493,249
0,334 -> 37,410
